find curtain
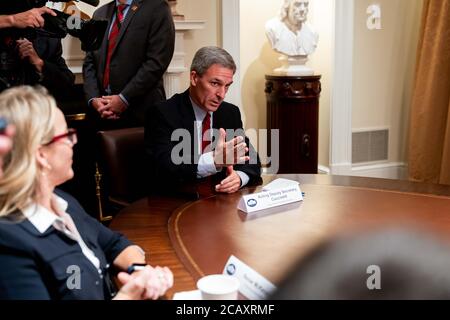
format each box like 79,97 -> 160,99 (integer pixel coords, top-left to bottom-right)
408,0 -> 450,185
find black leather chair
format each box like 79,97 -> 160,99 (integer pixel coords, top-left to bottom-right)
96,127 -> 146,221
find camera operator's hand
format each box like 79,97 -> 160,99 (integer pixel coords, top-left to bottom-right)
16,39 -> 44,73
10,7 -> 56,29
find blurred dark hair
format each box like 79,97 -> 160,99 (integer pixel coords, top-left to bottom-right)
272,229 -> 450,300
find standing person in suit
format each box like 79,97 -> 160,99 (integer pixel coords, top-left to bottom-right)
145,46 -> 261,196
0,86 -> 173,300
83,0 -> 175,129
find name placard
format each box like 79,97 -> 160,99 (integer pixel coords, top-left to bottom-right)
237,184 -> 303,214
223,255 -> 277,300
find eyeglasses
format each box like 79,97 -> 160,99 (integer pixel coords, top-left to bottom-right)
43,128 -> 77,146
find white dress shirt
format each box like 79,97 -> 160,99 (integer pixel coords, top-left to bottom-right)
22,195 -> 101,271
190,98 -> 250,187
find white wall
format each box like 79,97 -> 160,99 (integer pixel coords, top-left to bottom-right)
176,0 -> 221,89
352,0 -> 423,165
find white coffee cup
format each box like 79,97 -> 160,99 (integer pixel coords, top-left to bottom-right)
197,274 -> 240,300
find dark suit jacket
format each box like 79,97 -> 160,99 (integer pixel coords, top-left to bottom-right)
0,189 -> 132,300
145,90 -> 262,195
83,0 -> 175,128
34,36 -> 75,104
0,34 -> 74,103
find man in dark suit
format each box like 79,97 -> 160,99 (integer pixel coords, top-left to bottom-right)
83,0 -> 175,129
145,46 -> 261,196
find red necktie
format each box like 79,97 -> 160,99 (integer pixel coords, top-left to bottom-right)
202,113 -> 211,153
103,4 -> 126,90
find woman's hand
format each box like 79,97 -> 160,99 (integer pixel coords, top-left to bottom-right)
113,265 -> 174,300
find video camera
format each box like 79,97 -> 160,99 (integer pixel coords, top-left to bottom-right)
0,0 -> 107,52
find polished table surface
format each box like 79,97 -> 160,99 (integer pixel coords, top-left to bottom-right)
109,174 -> 450,298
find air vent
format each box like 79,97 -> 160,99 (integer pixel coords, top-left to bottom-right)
352,129 -> 389,163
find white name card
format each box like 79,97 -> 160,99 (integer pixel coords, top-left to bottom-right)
237,184 -> 303,214
223,255 -> 277,300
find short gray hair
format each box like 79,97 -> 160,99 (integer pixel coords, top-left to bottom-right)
190,46 -> 236,76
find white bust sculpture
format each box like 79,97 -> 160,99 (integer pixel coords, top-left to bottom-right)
265,0 -> 319,75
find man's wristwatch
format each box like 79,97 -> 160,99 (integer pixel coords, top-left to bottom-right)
126,263 -> 147,274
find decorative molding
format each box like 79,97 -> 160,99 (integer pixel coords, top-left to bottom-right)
64,55 -> 85,62
61,32 -> 85,73
351,162 -> 407,180
164,20 -> 205,98
68,66 -> 82,74
318,165 -> 331,175
321,162 -> 407,180
174,20 -> 205,30
265,77 -> 322,98
329,0 -> 354,176
221,0 -> 243,120
352,126 -> 390,133
167,0 -> 185,21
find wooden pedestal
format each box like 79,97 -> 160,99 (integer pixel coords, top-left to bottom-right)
265,75 -> 321,174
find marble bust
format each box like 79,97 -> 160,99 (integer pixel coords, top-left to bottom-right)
265,0 -> 319,75
266,0 -> 318,56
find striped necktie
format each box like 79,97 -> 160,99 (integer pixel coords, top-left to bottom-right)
103,4 -> 127,90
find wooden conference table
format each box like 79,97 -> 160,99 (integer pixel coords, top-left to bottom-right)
109,174 -> 450,298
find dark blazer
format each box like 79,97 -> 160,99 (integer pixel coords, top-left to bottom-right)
33,36 -> 75,103
0,35 -> 74,103
0,189 -> 132,300
145,90 -> 262,194
83,0 -> 175,128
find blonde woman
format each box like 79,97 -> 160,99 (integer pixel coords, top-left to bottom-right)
0,86 -> 173,300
